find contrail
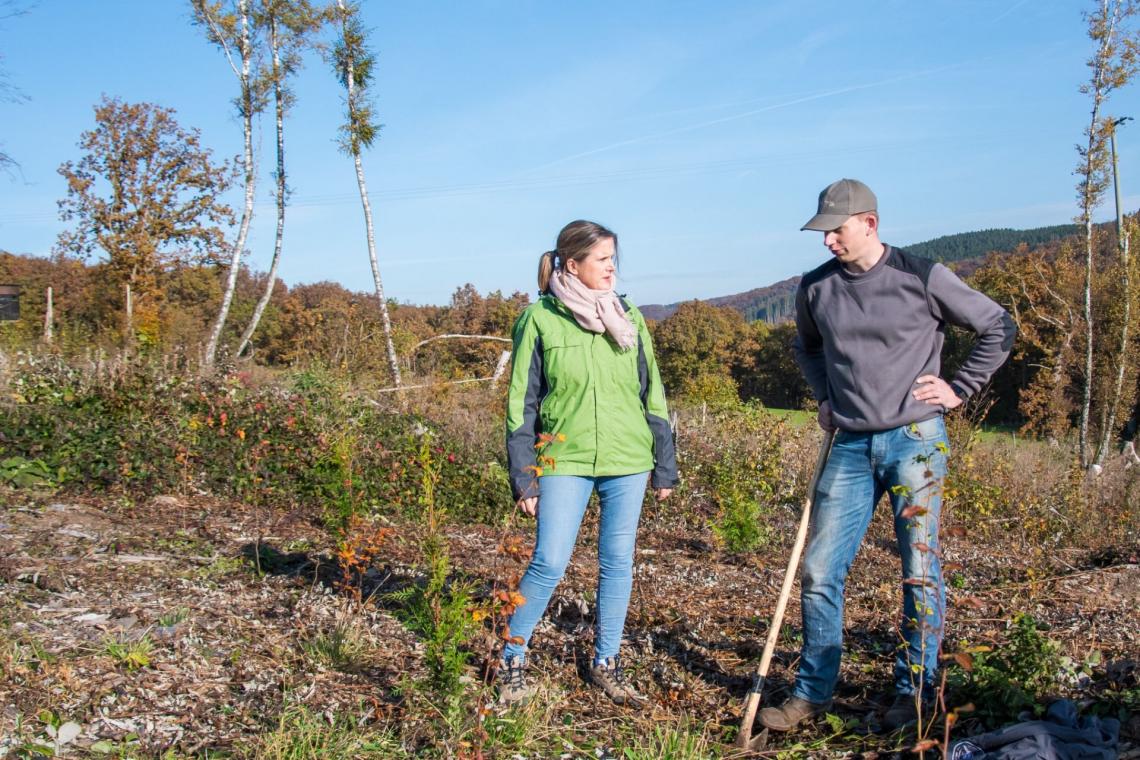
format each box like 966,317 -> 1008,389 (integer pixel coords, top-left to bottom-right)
519,62 -> 969,176
991,0 -> 1032,25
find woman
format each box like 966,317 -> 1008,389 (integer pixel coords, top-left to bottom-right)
500,219 -> 678,708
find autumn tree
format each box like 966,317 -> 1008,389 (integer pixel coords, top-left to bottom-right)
55,97 -> 236,343
1074,0 -> 1139,467
331,0 -> 401,386
417,284 -> 527,377
651,300 -> 755,401
193,0 -> 267,370
972,247 -> 1084,440
234,0 -> 327,358
738,321 -> 813,410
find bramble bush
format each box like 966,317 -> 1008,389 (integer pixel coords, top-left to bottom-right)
0,353 -> 514,526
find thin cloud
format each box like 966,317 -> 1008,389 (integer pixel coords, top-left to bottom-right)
990,0 -> 1032,25
519,62 -> 970,176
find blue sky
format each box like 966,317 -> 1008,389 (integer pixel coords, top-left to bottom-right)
0,1 -> 1136,306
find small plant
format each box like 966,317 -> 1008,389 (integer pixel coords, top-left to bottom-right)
301,624 -> 369,673
334,516 -> 393,606
157,607 -> 189,628
9,710 -> 83,758
388,434 -> 479,740
257,704 -> 403,759
103,634 -> 153,671
949,614 -> 1064,722
620,716 -> 720,759
0,455 -> 56,489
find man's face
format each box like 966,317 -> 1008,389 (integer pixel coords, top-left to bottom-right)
822,213 -> 880,271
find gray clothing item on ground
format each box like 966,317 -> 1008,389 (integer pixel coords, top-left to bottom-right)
949,700 -> 1120,760
794,245 -> 1016,432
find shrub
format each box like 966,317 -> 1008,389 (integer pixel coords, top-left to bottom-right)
949,614 -> 1064,723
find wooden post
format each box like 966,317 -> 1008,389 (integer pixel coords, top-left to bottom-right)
44,286 -> 54,345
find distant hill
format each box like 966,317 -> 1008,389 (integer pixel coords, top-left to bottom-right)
903,224 -> 1080,263
640,223 -> 1082,323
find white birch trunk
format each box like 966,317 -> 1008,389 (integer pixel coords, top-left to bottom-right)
1095,131 -> 1132,466
339,0 -> 401,386
1078,0 -> 1114,469
237,14 -> 285,359
203,0 -> 256,372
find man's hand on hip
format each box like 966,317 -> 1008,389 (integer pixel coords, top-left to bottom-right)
817,399 -> 836,432
913,375 -> 963,410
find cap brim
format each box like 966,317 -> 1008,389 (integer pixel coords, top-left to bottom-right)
800,213 -> 851,232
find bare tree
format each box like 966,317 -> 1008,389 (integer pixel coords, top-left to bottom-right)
0,1 -> 31,175
1075,0 -> 1139,468
235,0 -> 327,358
193,0 -> 266,371
331,0 -> 401,386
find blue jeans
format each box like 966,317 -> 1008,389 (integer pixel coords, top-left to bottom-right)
793,416 -> 949,703
502,471 -> 649,664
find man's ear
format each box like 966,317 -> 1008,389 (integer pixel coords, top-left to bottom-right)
864,213 -> 879,235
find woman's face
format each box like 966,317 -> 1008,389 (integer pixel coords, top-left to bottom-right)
566,237 -> 617,291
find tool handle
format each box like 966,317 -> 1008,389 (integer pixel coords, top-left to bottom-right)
755,428 -> 834,679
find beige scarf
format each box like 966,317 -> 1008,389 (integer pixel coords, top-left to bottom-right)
549,270 -> 637,351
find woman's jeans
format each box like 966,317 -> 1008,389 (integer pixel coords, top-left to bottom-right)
793,416 -> 949,704
502,471 -> 649,665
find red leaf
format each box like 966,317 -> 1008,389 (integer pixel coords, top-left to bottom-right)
956,596 -> 986,610
901,504 -> 928,519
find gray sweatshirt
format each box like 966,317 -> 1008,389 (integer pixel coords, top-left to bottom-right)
793,245 -> 1016,432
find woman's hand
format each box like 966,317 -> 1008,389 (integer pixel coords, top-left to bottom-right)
516,496 -> 538,517
654,488 -> 673,501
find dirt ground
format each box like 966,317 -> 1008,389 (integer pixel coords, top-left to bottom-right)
0,492 -> 1136,758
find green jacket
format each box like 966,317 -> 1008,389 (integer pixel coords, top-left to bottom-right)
506,294 -> 679,500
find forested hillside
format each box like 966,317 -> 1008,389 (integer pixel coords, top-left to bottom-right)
641,223 -> 1085,323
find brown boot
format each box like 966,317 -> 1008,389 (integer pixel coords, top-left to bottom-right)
883,693 -> 931,730
757,696 -> 833,732
589,656 -> 647,709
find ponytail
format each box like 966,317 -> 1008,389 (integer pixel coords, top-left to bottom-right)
537,250 -> 557,294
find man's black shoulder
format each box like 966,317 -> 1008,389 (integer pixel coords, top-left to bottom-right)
883,246 -> 937,286
799,258 -> 842,291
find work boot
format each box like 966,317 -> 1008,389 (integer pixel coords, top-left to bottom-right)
883,693 -> 931,730
757,696 -> 833,732
496,656 -> 533,707
589,656 -> 647,708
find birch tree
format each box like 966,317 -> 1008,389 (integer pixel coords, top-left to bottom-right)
193,0 -> 266,371
331,0 -> 401,386
235,0 -> 327,358
1075,0 -> 1139,468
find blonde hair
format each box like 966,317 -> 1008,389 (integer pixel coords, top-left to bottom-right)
537,220 -> 618,293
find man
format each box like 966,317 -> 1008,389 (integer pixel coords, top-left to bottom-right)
758,178 -> 1015,732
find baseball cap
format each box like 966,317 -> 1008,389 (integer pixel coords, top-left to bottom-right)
801,178 -> 877,231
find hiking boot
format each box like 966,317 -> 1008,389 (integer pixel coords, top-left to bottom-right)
590,656 -> 647,708
883,693 -> 931,730
497,656 -> 533,706
757,696 -> 833,732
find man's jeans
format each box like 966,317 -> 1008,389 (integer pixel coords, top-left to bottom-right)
793,416 -> 949,703
502,472 -> 649,664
